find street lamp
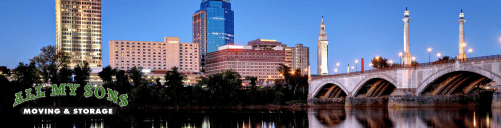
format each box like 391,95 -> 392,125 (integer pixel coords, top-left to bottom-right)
336,62 -> 340,67
369,63 -> 374,69
398,52 -> 403,64
351,66 -> 354,72
412,56 -> 416,61
389,60 -> 393,65
468,48 -> 473,58
355,60 -> 358,72
436,53 -> 441,60
334,68 -> 338,74
427,48 -> 432,64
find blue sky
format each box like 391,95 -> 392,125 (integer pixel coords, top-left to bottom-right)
0,0 -> 500,75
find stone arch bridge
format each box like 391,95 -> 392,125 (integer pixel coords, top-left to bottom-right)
309,56 -> 501,107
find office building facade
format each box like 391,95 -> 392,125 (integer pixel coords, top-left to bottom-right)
193,0 -> 234,73
206,45 -> 285,85
109,37 -> 199,74
56,0 -> 103,68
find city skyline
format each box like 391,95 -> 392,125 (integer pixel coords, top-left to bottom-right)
1,0 -> 500,75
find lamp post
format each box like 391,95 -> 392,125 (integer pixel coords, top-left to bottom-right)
351,66 -> 354,73
398,52 -> 403,64
436,53 -> 441,61
468,48 -> 473,58
427,48 -> 432,64
335,62 -> 340,74
412,56 -> 416,61
355,60 -> 358,72
369,63 -> 374,69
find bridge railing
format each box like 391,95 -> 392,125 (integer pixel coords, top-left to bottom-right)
311,54 -> 501,80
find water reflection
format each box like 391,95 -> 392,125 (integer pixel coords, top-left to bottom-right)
309,107 -> 501,128
8,107 -> 501,127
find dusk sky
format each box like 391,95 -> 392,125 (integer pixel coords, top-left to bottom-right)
1,0 -> 500,75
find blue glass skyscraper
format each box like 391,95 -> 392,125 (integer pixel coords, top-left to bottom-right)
193,0 -> 234,73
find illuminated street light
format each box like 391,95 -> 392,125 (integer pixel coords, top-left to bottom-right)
336,62 -> 340,67
412,56 -> 416,61
389,60 -> 393,65
436,53 -> 441,60
334,68 -> 338,73
355,60 -> 358,72
427,48 -> 432,64
369,63 -> 373,67
398,52 -> 403,64
468,48 -> 473,58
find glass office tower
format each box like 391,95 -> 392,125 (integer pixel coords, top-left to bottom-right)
193,0 -> 234,73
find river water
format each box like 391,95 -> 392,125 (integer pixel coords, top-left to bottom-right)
11,107 -> 501,127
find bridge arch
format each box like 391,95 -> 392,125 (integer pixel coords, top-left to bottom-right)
352,74 -> 397,97
416,66 -> 501,95
311,80 -> 349,99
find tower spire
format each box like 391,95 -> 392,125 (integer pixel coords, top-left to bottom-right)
317,17 -> 329,75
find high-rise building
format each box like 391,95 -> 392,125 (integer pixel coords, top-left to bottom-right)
317,17 -> 329,75
56,0 -> 103,68
109,37 -> 199,74
292,44 -> 309,75
193,0 -> 234,73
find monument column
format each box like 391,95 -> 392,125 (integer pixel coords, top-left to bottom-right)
457,10 -> 467,60
402,8 -> 412,65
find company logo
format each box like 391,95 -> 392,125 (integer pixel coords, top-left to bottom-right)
12,84 -> 128,115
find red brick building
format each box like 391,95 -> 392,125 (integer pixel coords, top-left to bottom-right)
206,45 -> 285,86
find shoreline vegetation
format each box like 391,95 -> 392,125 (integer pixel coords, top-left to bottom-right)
0,45 -> 309,110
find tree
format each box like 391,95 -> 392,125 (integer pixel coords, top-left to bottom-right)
57,64 -> 73,84
128,67 -> 145,87
115,70 -> 131,92
2,68 -> 11,76
276,64 -> 309,100
411,61 -> 420,67
206,70 -> 242,105
29,45 -> 70,83
164,67 -> 185,106
13,62 -> 41,88
371,56 -> 390,69
99,66 -> 116,83
74,62 -> 91,86
439,56 -> 452,61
